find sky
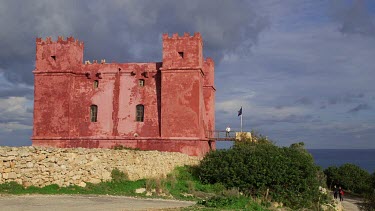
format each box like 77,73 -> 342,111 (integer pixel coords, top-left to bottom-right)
0,0 -> 374,149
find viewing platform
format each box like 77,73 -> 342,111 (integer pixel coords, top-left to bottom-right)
206,131 -> 252,141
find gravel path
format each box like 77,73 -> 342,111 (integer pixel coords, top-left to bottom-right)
341,197 -> 362,211
0,194 -> 195,211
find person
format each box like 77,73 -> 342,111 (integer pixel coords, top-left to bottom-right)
225,126 -> 231,137
339,187 -> 344,201
333,185 -> 338,199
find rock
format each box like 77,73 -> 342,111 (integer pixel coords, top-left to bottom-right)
72,175 -> 81,180
3,168 -> 11,173
87,178 -> 101,184
78,182 -> 86,187
26,162 -> 34,168
135,188 -> 146,194
6,151 -> 18,156
22,181 -> 32,187
3,172 -> 17,179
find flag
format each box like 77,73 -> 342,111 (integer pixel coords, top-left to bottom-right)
238,107 -> 242,116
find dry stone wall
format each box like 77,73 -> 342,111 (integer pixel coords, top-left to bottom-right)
0,147 -> 200,187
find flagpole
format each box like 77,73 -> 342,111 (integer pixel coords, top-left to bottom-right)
241,106 -> 243,132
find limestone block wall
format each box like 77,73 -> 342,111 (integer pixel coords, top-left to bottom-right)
0,147 -> 200,187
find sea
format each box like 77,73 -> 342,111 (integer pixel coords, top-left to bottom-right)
308,149 -> 375,173
216,143 -> 375,173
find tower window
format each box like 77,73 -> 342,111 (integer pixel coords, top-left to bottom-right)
90,105 -> 98,122
94,80 -> 99,88
136,104 -> 144,122
139,79 -> 145,87
178,52 -> 184,58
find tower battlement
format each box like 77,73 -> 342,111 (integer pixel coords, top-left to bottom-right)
36,36 -> 84,47
162,32 -> 202,40
204,58 -> 214,65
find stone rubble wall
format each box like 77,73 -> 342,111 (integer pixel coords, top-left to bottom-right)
0,146 -> 200,187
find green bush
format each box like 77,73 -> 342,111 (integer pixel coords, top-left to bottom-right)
198,142 -> 322,209
362,192 -> 375,211
361,172 -> 375,211
111,168 -> 129,182
324,163 -> 371,194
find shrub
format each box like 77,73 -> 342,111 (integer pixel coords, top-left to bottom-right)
198,142 -> 322,209
361,172 -> 375,211
111,168 -> 129,182
324,164 -> 371,194
362,192 -> 375,211
112,145 -> 140,151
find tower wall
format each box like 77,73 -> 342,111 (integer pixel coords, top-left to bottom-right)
161,33 -> 206,138
203,58 -> 215,133
33,36 -> 83,138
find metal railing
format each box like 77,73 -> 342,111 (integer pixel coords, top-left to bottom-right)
206,130 -> 237,141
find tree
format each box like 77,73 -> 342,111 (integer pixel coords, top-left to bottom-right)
324,164 -> 371,194
198,141 -> 322,209
324,166 -> 340,189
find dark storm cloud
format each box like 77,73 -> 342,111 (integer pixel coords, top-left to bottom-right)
332,0 -> 375,36
348,103 -> 371,113
295,97 -> 313,105
0,0 -> 268,85
326,93 -> 365,105
252,114 -> 314,127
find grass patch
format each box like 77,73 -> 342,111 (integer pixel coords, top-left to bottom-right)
112,145 -> 140,151
0,180 -> 145,196
197,195 -> 270,210
0,166 -> 270,210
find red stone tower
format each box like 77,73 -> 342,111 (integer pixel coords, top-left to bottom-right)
32,33 -> 215,156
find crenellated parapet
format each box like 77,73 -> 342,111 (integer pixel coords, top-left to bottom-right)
36,36 -> 84,47
162,32 -> 202,40
204,57 -> 214,66
162,32 -> 203,70
35,36 -> 84,71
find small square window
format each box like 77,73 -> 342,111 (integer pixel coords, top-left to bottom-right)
94,80 -> 99,88
139,79 -> 145,87
178,52 -> 184,58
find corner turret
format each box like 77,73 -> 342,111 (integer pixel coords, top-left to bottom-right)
35,36 -> 84,72
162,32 -> 203,70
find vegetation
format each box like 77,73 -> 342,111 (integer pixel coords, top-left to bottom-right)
324,163 -> 375,210
197,195 -> 270,210
0,166 -> 270,210
324,164 -> 372,194
112,145 -> 140,150
197,137 -> 327,210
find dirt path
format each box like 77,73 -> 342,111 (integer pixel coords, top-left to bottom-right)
0,194 -> 195,211
341,196 -> 362,211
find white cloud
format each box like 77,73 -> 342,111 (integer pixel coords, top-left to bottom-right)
0,97 -> 32,131
0,122 -> 32,132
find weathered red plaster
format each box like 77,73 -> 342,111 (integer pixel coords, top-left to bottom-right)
32,33 -> 216,157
